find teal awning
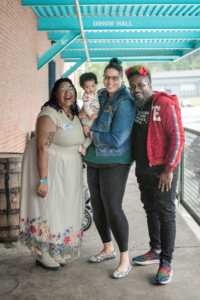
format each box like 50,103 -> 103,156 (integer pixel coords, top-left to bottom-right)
22,0 -> 200,76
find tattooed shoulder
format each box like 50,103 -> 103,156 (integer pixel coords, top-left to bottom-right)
45,132 -> 55,148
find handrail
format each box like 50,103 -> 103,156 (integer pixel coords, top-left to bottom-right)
178,126 -> 200,226
184,126 -> 200,136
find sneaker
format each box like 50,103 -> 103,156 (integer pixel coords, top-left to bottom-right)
132,248 -> 160,265
154,259 -> 173,285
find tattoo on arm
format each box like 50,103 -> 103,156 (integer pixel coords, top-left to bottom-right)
45,132 -> 55,148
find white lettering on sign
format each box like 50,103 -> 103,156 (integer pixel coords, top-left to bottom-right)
152,106 -> 161,121
93,21 -> 114,26
116,21 -> 132,26
93,21 -> 132,27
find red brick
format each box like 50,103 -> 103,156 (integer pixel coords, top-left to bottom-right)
0,0 -> 76,153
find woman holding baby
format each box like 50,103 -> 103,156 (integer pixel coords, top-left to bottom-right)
79,58 -> 136,279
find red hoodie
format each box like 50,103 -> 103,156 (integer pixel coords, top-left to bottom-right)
147,91 -> 185,172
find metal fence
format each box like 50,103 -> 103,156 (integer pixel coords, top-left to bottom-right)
177,127 -> 200,226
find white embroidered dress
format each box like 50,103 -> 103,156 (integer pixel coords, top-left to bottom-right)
19,106 -> 85,263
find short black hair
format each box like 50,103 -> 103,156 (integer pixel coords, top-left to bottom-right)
79,72 -> 98,88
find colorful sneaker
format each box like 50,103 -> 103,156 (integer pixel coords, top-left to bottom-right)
154,259 -> 173,285
132,248 -> 160,265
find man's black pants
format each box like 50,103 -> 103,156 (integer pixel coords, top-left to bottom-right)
137,165 -> 179,263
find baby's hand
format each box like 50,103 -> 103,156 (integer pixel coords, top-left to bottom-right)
79,107 -> 90,119
81,145 -> 87,156
91,114 -> 97,120
83,125 -> 90,136
97,89 -> 103,97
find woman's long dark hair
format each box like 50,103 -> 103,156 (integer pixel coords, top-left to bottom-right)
41,78 -> 79,116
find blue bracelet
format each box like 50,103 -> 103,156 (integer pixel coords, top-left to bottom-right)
40,179 -> 48,183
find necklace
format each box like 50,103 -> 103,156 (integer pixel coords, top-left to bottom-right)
64,109 -> 71,118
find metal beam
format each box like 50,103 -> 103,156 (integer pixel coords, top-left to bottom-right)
62,59 -> 86,78
49,31 -> 200,41
64,58 -> 178,62
174,40 -> 200,61
61,49 -> 181,58
38,31 -> 80,70
39,16 -> 200,31
63,41 -> 193,50
22,1 -> 200,6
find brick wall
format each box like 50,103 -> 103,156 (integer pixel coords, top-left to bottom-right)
0,0 -> 74,153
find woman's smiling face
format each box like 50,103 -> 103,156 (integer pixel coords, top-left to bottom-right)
55,81 -> 75,110
103,68 -> 123,96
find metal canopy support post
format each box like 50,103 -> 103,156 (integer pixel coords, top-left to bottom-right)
74,0 -> 91,68
62,59 -> 86,78
38,31 -> 80,70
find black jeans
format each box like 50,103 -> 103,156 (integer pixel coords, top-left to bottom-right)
137,165 -> 179,263
87,164 -> 131,252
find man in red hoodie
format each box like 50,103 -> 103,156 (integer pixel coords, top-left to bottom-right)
125,65 -> 185,285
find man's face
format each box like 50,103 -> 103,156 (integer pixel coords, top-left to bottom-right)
128,74 -> 153,108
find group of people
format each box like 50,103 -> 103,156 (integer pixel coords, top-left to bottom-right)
19,58 -> 185,285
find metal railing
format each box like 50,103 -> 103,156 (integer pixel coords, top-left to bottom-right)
177,127 -> 200,226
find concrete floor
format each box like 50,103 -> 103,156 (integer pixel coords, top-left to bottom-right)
1,167 -> 200,300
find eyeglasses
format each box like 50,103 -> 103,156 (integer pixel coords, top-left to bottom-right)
59,87 -> 75,93
103,75 -> 122,81
128,83 -> 149,91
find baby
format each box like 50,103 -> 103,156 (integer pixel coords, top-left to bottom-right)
79,72 -> 100,156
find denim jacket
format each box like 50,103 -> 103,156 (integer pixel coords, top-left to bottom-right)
92,85 -> 136,156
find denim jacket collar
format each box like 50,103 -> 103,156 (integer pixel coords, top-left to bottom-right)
100,85 -> 127,106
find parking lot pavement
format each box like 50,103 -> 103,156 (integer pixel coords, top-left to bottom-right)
1,166 -> 200,300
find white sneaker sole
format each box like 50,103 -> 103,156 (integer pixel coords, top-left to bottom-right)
154,269 -> 173,285
133,259 -> 160,266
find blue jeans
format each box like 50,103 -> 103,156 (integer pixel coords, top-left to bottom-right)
137,165 -> 179,263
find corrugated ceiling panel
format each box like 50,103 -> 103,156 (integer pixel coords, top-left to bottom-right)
31,4 -> 200,17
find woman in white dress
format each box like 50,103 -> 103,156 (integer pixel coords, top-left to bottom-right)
19,78 -> 85,270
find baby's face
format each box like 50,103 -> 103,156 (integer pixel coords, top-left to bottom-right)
83,80 -> 96,94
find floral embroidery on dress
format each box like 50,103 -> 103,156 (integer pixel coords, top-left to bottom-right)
19,217 -> 84,262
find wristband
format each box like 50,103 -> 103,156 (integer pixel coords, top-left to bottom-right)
87,131 -> 91,138
40,179 -> 48,183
